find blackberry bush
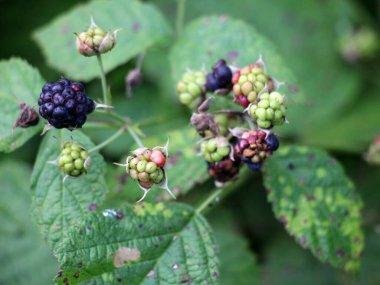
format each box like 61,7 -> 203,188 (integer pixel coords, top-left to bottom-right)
1,3 -> 370,285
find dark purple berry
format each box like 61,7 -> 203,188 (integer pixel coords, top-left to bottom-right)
206,59 -> 233,92
58,78 -> 71,86
42,82 -> 54,92
38,78 -> 95,129
76,104 -> 85,114
75,115 -> 86,128
40,103 -> 54,118
40,92 -> 52,104
265,133 -> 280,151
214,65 -> 232,86
246,162 -> 263,171
65,99 -> 76,111
52,106 -> 68,120
51,83 -> 64,93
62,87 -> 75,98
52,93 -> 64,105
85,98 -> 95,114
213,59 -> 227,71
205,73 -> 219,92
75,92 -> 86,103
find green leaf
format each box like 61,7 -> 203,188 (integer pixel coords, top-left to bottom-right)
300,91 -> 380,153
210,210 -> 260,285
0,160 -> 58,285
31,129 -> 108,248
263,145 -> 364,272
54,202 -> 219,285
0,58 -> 44,153
169,15 -> 303,110
33,0 -> 172,81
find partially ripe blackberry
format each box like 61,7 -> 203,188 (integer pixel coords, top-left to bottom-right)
208,156 -> 241,185
127,148 -> 167,189
232,63 -> 274,107
248,91 -> 286,129
58,142 -> 91,177
235,130 -> 279,171
38,78 -> 95,129
200,136 -> 231,163
205,59 -> 233,93
176,70 -> 206,108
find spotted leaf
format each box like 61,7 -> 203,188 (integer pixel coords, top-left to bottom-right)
54,202 -> 218,285
263,145 -> 364,272
31,129 -> 108,249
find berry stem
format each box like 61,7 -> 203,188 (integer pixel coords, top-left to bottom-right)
89,126 -> 126,153
127,126 -> 144,148
94,109 -> 144,147
195,169 -> 251,214
195,188 -> 224,214
176,0 -> 186,37
96,54 -> 111,107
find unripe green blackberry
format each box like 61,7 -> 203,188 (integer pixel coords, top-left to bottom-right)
126,148 -> 167,188
176,70 -> 206,108
58,142 -> 91,177
200,136 -> 231,163
248,91 -> 287,129
232,63 -> 274,107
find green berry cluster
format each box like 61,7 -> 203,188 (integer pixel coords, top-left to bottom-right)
58,142 -> 90,177
248,91 -> 286,129
200,136 -> 231,162
176,70 -> 206,108
127,149 -> 166,189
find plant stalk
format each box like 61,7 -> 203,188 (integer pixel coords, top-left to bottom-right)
96,54 -> 111,106
89,126 -> 126,153
176,0 -> 186,37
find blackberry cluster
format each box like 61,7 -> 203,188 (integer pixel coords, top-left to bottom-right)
38,78 -> 95,129
205,59 -> 233,92
232,63 -> 274,108
127,148 -> 167,189
248,91 -> 286,129
200,136 -> 231,163
208,156 -> 241,184
235,130 -> 279,170
58,142 -> 91,177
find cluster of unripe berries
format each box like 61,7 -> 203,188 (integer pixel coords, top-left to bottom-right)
58,142 -> 91,177
177,58 -> 286,185
126,148 -> 167,189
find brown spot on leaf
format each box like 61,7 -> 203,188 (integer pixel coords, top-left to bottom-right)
113,247 -> 141,268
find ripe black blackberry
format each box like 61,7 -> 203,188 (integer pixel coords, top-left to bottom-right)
38,78 -> 95,129
205,59 -> 233,92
